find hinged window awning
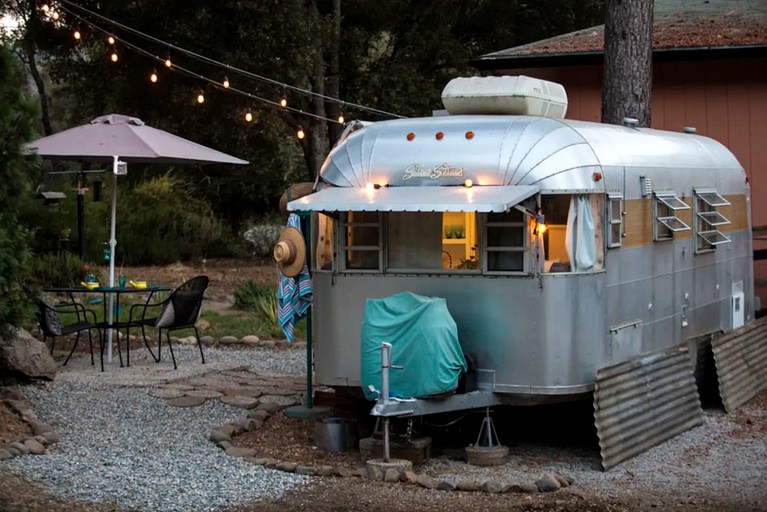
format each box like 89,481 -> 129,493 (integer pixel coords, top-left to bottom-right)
287,185 -> 540,213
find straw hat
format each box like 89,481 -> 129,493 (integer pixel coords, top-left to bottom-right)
273,226 -> 306,277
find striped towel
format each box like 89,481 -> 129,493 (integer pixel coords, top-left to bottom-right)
277,214 -> 312,342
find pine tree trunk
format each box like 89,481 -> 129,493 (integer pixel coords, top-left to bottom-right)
601,0 -> 654,127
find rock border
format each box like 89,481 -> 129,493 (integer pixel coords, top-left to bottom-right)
0,390 -> 59,461
211,403 -> 575,495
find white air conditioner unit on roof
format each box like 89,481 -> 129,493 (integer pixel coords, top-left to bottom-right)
441,75 -> 568,119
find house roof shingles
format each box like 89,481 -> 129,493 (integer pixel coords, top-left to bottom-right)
477,0 -> 767,66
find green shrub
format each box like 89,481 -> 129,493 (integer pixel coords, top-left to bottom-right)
0,46 -> 36,336
233,280 -> 275,310
24,253 -> 90,289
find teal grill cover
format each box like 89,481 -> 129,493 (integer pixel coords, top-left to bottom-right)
361,292 -> 467,400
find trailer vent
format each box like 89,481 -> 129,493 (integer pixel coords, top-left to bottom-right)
441,76 -> 568,119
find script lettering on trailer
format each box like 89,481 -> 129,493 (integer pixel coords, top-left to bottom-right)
403,163 -> 464,181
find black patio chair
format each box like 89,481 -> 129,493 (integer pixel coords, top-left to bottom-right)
33,294 -> 103,371
126,275 -> 209,369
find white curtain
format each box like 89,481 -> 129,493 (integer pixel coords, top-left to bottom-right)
565,195 -> 596,271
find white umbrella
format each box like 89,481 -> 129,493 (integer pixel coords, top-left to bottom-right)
26,114 -> 248,363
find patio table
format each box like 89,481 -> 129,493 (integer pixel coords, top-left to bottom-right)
44,285 -> 171,368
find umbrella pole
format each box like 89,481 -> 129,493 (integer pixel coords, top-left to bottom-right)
106,156 -> 119,364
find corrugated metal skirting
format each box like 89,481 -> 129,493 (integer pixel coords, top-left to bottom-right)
711,317 -> 767,413
594,345 -> 704,471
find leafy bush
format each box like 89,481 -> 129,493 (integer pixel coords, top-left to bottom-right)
24,253 -> 92,289
242,222 -> 282,257
233,280 -> 275,310
0,46 -> 36,336
116,173 -> 233,265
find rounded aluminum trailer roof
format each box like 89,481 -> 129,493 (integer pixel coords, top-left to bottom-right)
319,115 -> 744,192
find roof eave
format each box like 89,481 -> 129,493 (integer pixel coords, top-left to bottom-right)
471,45 -> 767,71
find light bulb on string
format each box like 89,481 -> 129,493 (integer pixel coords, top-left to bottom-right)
51,10 -> 59,20
244,111 -> 253,123
337,114 -> 345,124
73,30 -> 81,40
41,4 -> 49,12
110,51 -> 119,63
296,126 -> 305,139
196,91 -> 205,104
280,97 -> 287,108
149,70 -> 158,83
222,77 -> 230,89
108,35 -> 115,45
164,56 -> 172,68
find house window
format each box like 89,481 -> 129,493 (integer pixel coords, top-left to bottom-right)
607,194 -> 623,248
653,192 -> 690,241
484,209 -> 527,272
694,190 -> 730,253
341,212 -> 381,271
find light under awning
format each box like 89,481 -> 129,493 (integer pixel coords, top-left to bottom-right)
287,185 -> 539,213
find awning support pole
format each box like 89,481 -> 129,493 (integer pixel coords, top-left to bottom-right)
301,212 -> 313,409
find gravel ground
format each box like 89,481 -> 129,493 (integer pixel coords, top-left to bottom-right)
4,346 -> 308,512
2,344 -> 766,512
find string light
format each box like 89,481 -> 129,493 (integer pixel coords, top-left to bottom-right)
196,91 -> 205,104
51,10 -> 60,20
110,51 -> 118,62
54,2 -> 384,128
57,0 -> 405,120
222,77 -> 230,89
149,70 -> 158,83
296,126 -> 305,139
108,35 -> 115,44
41,4 -> 50,12
73,30 -> 81,40
244,111 -> 253,123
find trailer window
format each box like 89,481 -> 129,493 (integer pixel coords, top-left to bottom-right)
386,212 -> 479,271
653,192 -> 690,241
341,212 -> 381,271
485,209 -> 526,272
607,194 -> 623,248
694,189 -> 730,253
540,194 -> 604,272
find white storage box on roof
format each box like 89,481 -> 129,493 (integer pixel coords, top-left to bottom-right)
441,75 -> 568,119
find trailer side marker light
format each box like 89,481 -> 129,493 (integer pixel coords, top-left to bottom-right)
464,179 -> 473,188
593,171 -> 602,181
436,132 -> 444,140
407,132 -> 415,141
465,131 -> 474,140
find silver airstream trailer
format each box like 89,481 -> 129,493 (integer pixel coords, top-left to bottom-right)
287,77 -> 756,463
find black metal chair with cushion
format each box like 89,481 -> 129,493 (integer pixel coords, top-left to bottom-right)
33,295 -> 103,371
127,275 -> 209,369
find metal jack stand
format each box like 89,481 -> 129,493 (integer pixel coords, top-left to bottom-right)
475,407 -> 502,448
465,407 -> 509,466
365,341 -> 413,476
379,341 -> 402,462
